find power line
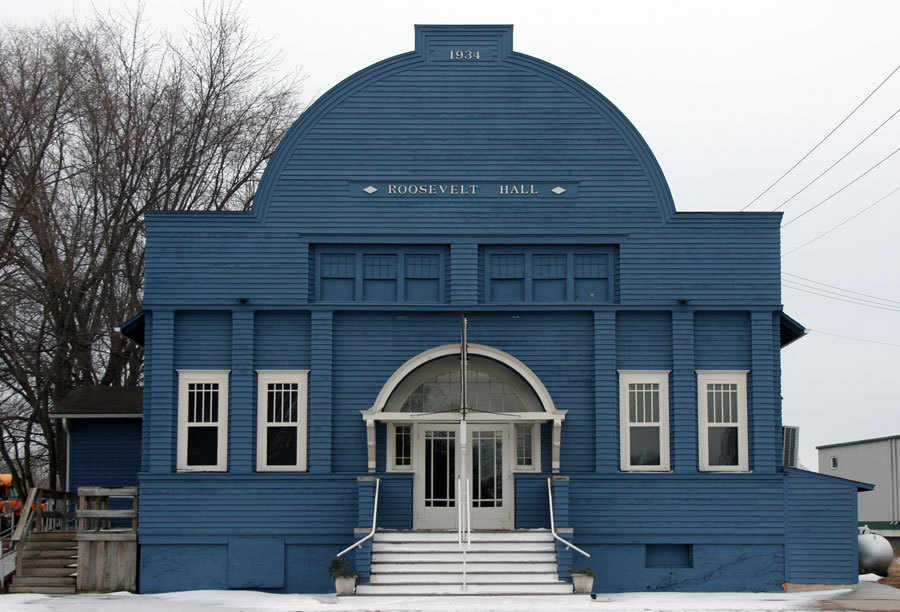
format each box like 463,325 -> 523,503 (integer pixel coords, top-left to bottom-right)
781,143 -> 900,227
773,105 -> 900,211
784,278 -> 900,309
783,272 -> 900,305
783,184 -> 900,255
808,329 -> 900,349
740,62 -> 900,211
783,282 -> 900,312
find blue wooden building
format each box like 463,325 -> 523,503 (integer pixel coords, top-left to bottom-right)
121,25 -> 869,594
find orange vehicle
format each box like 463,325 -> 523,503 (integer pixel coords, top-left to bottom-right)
0,474 -> 23,516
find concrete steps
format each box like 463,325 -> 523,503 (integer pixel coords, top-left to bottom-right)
7,531 -> 77,594
354,530 -> 571,596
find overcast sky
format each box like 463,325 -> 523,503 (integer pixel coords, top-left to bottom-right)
6,0 -> 899,472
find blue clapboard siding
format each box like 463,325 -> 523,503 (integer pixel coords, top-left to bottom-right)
372,473 -> 413,530
515,473 -> 551,528
144,26 -> 783,311
784,469 -> 859,583
452,243 -> 478,304
69,419 -> 141,490
694,311 -> 751,370
138,474 -> 357,540
616,311 -> 672,370
584,543 -> 784,592
571,474 -> 787,544
141,312 -> 153,473
750,312 -> 777,474
147,311 -> 175,474
253,311 -> 311,368
773,312 -> 783,468
132,25 -> 858,593
138,473 -> 358,593
173,311 -> 232,369
671,312 -> 697,472
145,232 -> 309,308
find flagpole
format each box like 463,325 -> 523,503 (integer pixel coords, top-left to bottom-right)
459,312 -> 468,540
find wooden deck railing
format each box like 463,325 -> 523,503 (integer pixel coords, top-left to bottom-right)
11,487 -> 79,581
76,487 -> 138,592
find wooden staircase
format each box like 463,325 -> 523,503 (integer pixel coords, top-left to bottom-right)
8,531 -> 77,594
355,530 -> 572,596
5,486 -> 136,594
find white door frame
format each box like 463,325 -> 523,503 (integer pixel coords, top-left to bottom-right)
413,421 -> 514,530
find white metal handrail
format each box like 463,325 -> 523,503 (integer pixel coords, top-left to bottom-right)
466,479 -> 472,548
337,478 -> 380,558
547,478 -> 590,558
457,475 -> 472,591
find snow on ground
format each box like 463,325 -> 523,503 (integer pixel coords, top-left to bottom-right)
0,588 -> 850,612
859,573 -> 883,582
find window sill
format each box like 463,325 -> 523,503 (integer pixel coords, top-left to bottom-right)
255,467 -> 308,473
619,469 -> 673,474
699,468 -> 753,474
176,467 -> 227,473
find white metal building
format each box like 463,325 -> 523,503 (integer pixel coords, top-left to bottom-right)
818,435 -> 899,536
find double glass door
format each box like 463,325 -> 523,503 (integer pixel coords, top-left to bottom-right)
413,423 -> 513,530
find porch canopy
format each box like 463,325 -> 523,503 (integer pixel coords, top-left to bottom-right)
359,343 -> 567,472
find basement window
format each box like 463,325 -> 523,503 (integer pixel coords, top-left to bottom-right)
645,544 -> 692,568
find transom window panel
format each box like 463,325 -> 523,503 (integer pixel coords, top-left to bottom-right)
385,355 -> 543,414
490,255 -> 525,301
256,370 -> 309,471
400,369 -> 531,413
363,254 -> 398,301
177,370 -> 229,472
404,254 -> 439,302
315,247 -> 445,303
532,254 -> 566,302
483,247 -> 614,303
574,254 -> 609,301
320,254 -> 356,301
697,371 -> 749,472
619,371 -> 670,471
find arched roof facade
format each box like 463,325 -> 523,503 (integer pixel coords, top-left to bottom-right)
251,25 -> 677,229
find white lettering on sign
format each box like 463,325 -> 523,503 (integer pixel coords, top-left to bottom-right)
449,50 -> 481,60
387,184 -> 480,195
499,184 -> 540,195
359,182 -> 570,197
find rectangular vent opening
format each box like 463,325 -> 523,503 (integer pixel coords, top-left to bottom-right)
645,544 -> 692,568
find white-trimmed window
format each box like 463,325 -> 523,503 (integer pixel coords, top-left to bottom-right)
387,423 -> 414,471
697,370 -> 749,472
177,370 -> 229,472
514,423 -> 541,472
619,371 -> 670,471
256,370 -> 309,471
830,456 -> 838,470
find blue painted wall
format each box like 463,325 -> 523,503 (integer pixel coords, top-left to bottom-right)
134,24 -> 861,594
69,418 -> 141,491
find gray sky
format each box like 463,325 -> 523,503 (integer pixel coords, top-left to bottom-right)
6,0 -> 900,472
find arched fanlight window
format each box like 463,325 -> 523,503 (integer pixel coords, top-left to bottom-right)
385,355 -> 542,414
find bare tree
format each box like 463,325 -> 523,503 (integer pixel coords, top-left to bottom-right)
0,3 -> 303,496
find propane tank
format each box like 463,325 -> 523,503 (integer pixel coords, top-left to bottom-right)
858,525 -> 894,576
